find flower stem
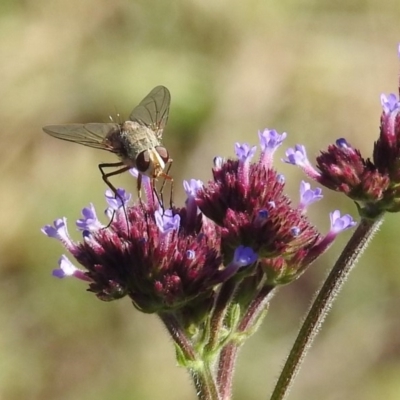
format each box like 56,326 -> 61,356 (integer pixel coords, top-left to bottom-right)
160,313 -> 221,400
206,280 -> 238,353
191,363 -> 221,400
217,285 -> 276,400
269,216 -> 384,400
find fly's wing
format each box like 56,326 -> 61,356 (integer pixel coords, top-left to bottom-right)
43,123 -> 119,152
129,86 -> 171,139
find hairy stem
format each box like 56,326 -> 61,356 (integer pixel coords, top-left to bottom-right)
270,216 -> 384,400
217,285 -> 276,400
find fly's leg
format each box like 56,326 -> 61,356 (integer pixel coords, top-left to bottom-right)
99,162 -> 131,234
159,160 -> 174,210
151,178 -> 164,213
136,173 -> 149,225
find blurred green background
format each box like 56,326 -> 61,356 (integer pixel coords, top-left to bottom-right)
1,0 -> 400,399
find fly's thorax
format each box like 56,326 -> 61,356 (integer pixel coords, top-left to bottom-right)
106,121 -> 162,167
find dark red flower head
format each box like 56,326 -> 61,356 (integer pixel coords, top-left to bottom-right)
283,47 -> 400,219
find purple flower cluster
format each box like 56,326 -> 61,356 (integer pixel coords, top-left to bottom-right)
283,46 -> 400,219
43,128 -> 355,318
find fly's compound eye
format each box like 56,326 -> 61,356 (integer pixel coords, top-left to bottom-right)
155,146 -> 169,164
136,150 -> 151,173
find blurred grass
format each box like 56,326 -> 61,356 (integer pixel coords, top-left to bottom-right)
1,0 -> 400,399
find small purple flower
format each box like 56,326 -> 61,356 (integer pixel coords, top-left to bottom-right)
380,93 -> 400,114
184,179 -> 204,226
76,203 -> 104,231
42,218 -> 75,250
52,255 -> 91,281
284,145 -> 308,166
105,188 -> 131,210
336,138 -> 351,149
183,179 -> 203,198
218,245 -> 258,281
329,210 -> 357,233
235,143 -> 257,163
257,209 -> 269,219
299,181 -> 323,211
186,250 -> 196,260
284,145 -> 322,180
259,129 -> 287,167
259,129 -> 287,153
290,227 -> 300,237
234,143 -> 257,192
155,208 -> 181,234
253,208 -> 272,228
232,245 -> 258,268
42,218 -> 68,240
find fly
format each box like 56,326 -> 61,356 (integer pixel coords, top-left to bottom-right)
43,85 -> 172,199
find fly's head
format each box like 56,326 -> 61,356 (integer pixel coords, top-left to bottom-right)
136,146 -> 170,179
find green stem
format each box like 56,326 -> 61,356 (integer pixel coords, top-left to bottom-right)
159,313 -> 196,361
159,313 -> 221,400
217,285 -> 276,400
191,362 -> 222,400
206,279 -> 238,353
270,216 -> 384,400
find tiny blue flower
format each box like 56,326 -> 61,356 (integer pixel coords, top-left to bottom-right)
232,245 -> 258,268
42,218 -> 67,239
186,250 -> 196,260
258,209 -> 269,219
234,142 -> 257,163
42,218 -> 74,248
329,210 -> 357,233
291,227 -> 300,237
52,255 -> 78,278
105,188 -> 131,210
52,255 -> 91,281
336,138 -> 351,148
299,181 -> 323,209
380,93 -> 400,114
283,145 -> 309,167
258,129 -> 287,154
76,203 -> 103,231
155,209 -> 181,234
183,179 -> 204,198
